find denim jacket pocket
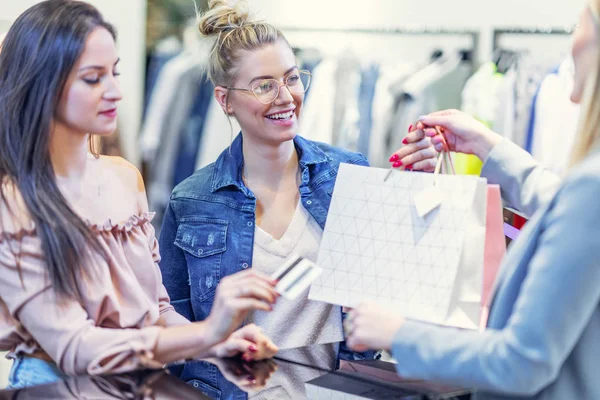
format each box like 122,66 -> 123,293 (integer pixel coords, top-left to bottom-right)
174,217 -> 227,302
187,379 -> 222,399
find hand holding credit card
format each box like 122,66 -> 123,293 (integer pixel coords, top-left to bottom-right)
271,254 -> 323,300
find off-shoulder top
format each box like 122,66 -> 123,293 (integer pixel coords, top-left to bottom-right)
0,194 -> 181,375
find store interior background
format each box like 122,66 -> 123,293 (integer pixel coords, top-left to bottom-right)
0,0 -> 586,387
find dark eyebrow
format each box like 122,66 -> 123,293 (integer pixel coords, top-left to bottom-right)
79,58 -> 121,72
248,66 -> 298,85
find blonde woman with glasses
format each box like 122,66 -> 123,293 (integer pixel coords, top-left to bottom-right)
346,2 -> 600,399
158,1 -> 380,385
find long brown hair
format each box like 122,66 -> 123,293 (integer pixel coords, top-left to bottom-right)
0,0 -> 115,301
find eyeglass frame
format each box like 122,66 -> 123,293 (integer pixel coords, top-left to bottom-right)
220,69 -> 312,104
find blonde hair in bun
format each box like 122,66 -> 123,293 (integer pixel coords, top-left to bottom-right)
197,0 -> 289,85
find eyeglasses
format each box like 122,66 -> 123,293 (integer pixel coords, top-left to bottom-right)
222,70 -> 312,104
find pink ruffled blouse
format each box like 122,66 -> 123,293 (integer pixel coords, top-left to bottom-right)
0,191 -> 182,375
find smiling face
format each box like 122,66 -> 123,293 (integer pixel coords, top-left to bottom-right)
215,39 -> 303,146
55,27 -> 123,136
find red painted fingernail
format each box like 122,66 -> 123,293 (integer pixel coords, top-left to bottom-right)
406,164 -> 413,171
402,137 -> 408,145
249,345 -> 258,352
389,154 -> 399,162
408,124 -> 413,133
392,161 -> 403,168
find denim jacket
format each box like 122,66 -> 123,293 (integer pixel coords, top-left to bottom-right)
159,133 -> 374,388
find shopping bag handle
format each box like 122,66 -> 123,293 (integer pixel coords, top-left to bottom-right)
433,126 -> 456,177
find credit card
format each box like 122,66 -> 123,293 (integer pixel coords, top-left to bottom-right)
271,254 -> 323,300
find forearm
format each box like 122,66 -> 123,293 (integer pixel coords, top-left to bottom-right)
392,320 -> 548,395
472,129 -> 502,161
153,321 -> 220,364
481,138 -> 560,216
157,309 -> 191,327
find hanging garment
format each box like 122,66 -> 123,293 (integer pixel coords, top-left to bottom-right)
143,36 -> 182,119
356,64 -> 380,157
332,52 -> 361,149
456,62 -> 505,175
146,57 -> 204,220
298,58 -> 337,145
194,99 -> 242,170
139,52 -> 202,163
492,67 -> 517,144
528,58 -> 580,175
368,63 -> 417,167
172,78 -> 214,187
512,55 -> 554,152
387,55 -> 472,160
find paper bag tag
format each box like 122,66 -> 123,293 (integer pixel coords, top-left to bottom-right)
413,185 -> 443,218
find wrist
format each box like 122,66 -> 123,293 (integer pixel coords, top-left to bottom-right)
473,129 -> 502,161
385,317 -> 405,351
198,317 -> 223,350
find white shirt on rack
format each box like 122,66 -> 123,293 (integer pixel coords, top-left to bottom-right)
530,58 -> 580,175
194,99 -> 242,170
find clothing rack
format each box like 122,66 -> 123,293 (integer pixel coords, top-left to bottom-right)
493,27 -> 574,50
278,26 -> 480,65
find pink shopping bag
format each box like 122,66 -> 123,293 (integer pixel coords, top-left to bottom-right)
479,184 -> 506,329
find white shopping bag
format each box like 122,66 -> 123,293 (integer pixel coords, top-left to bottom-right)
309,155 -> 487,329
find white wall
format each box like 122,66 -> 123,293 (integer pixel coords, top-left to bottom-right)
0,0 -> 146,165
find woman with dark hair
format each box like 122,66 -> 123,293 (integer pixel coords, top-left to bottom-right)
0,0 -> 278,389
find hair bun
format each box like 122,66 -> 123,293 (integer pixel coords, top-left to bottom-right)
197,0 -> 251,37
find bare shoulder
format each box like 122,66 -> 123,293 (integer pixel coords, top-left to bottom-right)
95,155 -> 149,213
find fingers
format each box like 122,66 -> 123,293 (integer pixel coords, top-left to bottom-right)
345,317 -> 369,352
391,137 -> 432,165
398,145 -> 438,170
240,326 -> 278,361
220,272 -> 279,303
404,125 -> 426,144
236,284 -> 278,304
211,337 -> 256,359
235,323 -> 263,339
262,340 -> 279,359
346,335 -> 369,353
431,135 -> 446,153
426,109 -> 461,117
345,302 -> 375,352
235,324 -> 273,350
409,158 -> 438,173
422,126 -> 440,138
417,114 -> 454,131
